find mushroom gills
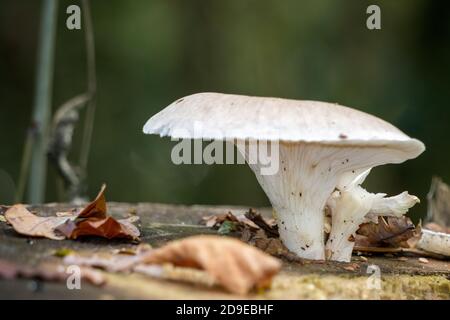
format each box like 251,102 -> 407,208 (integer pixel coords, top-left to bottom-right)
237,141 -> 411,260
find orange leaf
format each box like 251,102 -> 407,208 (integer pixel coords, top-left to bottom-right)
141,235 -> 281,295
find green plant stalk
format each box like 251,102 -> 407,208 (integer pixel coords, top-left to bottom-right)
27,0 -> 58,203
79,0 -> 97,173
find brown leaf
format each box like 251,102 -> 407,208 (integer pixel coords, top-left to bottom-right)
201,212 -> 241,229
5,185 -> 139,241
4,204 -> 69,240
244,208 -> 279,238
140,235 -> 281,295
56,184 -> 140,240
0,259 -> 105,286
356,216 -> 417,248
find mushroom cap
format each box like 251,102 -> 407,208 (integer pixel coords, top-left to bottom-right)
143,92 -> 425,162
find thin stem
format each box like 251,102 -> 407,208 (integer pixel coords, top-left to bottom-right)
79,0 -> 97,172
26,0 -> 58,204
15,129 -> 33,203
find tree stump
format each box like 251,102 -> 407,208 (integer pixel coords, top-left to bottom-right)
0,202 -> 449,299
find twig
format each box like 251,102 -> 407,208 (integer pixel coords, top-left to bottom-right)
15,129 -> 34,203
48,93 -> 91,203
79,0 -> 97,172
353,246 -> 448,260
24,0 -> 58,204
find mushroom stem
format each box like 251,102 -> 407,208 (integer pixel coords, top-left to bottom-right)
325,176 -> 420,262
325,186 -> 376,262
237,142 -> 360,260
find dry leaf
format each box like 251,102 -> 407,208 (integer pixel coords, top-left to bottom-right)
356,216 -> 417,248
140,235 -> 281,295
0,259 -> 105,286
202,211 -> 259,233
4,185 -> 139,241
244,208 -> 278,238
4,204 -> 69,240
56,184 -> 140,240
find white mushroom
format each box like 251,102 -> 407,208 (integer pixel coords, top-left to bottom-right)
143,92 -> 425,260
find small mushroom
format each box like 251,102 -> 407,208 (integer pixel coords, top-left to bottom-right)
325,169 -> 420,261
143,93 -> 425,260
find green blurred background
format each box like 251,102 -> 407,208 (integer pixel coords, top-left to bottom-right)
1,0 -> 449,221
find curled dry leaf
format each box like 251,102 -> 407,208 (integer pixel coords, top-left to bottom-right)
4,184 -> 140,241
56,184 -> 140,240
244,208 -> 278,238
141,235 -> 281,295
356,216 -> 417,248
203,210 -> 302,262
201,211 -> 260,232
5,204 -> 70,240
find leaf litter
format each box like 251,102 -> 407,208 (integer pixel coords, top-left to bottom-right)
4,184 -> 139,241
62,235 -> 281,295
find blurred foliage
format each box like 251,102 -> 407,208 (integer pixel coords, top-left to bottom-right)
1,0 -> 449,221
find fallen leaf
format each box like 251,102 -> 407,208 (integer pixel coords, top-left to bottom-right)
140,235 -> 281,295
244,208 -> 278,238
201,212 -> 239,229
4,185 -> 139,241
4,204 -> 69,240
201,209 -> 267,234
0,215 -> 6,223
0,259 -> 105,286
356,216 -> 417,248
56,184 -> 140,240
